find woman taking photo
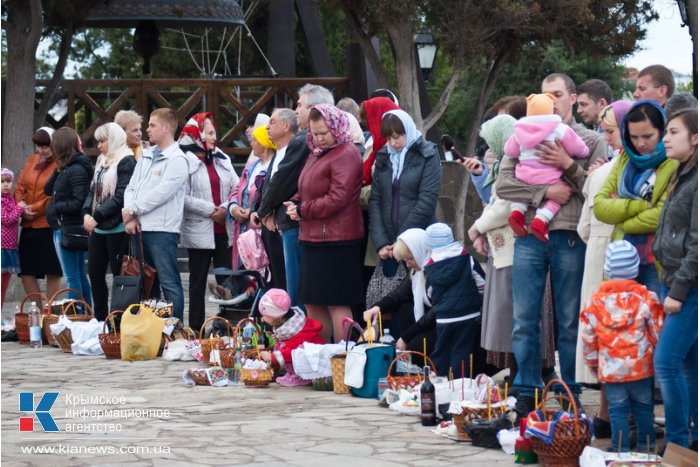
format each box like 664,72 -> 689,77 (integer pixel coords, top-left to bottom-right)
652,108 -> 698,450
179,112 -> 238,332
594,100 -> 678,295
228,125 -> 276,269
45,127 -> 94,306
82,122 -> 136,320
285,104 -> 363,343
15,127 -> 63,300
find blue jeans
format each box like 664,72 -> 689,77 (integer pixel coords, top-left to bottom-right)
636,264 -> 661,297
136,232 -> 184,322
511,231 -> 585,397
431,317 -> 479,377
53,231 -> 92,308
281,227 -> 303,309
606,378 -> 655,451
654,286 -> 698,447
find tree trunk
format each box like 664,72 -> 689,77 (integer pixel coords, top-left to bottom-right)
423,68 -> 461,132
464,48 -> 510,157
385,21 -> 423,128
35,22 -> 74,129
686,0 -> 698,97
2,0 -> 43,174
343,9 -> 391,89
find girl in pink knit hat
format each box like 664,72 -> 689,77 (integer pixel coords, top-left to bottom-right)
258,288 -> 324,387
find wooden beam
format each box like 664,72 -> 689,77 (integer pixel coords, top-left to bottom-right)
267,0 -> 296,77
295,0 -> 335,77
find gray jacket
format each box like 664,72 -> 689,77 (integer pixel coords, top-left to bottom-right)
494,120 -> 607,231
368,137 -> 441,250
181,149 -> 239,250
123,143 -> 189,233
652,160 -> 697,302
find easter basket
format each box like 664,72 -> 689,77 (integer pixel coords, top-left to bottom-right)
234,317 -> 272,360
199,316 -> 234,366
239,344 -> 273,387
52,295 -> 95,353
44,289 -> 93,347
99,310 -> 124,359
386,350 -> 436,391
528,379 -> 592,467
16,292 -> 49,345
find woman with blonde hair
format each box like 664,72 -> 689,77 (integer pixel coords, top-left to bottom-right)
115,110 -> 145,160
82,122 -> 136,319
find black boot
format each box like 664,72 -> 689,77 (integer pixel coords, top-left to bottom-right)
514,395 -> 536,422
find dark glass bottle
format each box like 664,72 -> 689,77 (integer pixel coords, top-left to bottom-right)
420,366 -> 437,426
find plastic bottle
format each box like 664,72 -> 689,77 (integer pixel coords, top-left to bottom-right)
420,366 -> 437,426
380,329 -> 395,345
29,302 -> 42,348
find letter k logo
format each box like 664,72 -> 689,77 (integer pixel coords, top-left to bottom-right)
19,392 -> 59,432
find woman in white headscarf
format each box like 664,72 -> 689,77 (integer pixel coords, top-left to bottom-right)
82,122 -> 136,320
363,228 -> 436,354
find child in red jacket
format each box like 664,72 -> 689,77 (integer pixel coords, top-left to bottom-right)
259,288 -> 324,387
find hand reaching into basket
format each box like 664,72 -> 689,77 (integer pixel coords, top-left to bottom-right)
259,351 -> 272,363
363,306 -> 380,324
395,337 -> 407,351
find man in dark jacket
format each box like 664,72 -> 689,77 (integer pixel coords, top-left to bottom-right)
251,108 -> 309,305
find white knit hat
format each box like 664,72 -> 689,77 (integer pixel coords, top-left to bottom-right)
426,223 -> 454,250
604,240 -> 640,280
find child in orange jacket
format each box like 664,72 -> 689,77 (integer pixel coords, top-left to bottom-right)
580,240 -> 664,452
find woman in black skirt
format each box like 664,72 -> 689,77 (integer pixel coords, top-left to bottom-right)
285,104 -> 364,343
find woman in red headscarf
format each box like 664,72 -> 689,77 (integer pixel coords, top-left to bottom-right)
178,112 -> 239,331
360,97 -> 400,186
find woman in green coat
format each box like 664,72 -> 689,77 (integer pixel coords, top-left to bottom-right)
594,100 -> 678,295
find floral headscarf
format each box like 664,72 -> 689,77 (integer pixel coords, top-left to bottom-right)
305,104 -> 352,156
361,97 -> 400,185
179,112 -> 214,155
480,114 -> 516,188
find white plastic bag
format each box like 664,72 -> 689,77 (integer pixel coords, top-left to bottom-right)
344,345 -> 367,388
163,339 -> 196,361
497,428 -> 518,455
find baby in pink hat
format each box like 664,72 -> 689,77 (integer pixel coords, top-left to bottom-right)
259,289 -> 324,387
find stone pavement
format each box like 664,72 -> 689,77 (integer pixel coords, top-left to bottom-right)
0,275 -> 612,466
2,342 -> 527,466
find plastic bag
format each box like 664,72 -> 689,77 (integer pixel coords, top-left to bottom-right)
120,305 -> 163,361
467,415 -> 513,449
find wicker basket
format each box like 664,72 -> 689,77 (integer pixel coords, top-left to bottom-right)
49,291 -> 95,354
331,352 -> 350,394
529,379 -> 592,467
16,293 -> 49,345
239,342 -> 272,387
199,316 -> 234,365
187,367 -> 211,385
55,328 -> 74,353
386,350 -> 436,391
240,366 -> 273,387
234,317 -> 272,360
99,310 -> 124,359
44,289 -> 89,346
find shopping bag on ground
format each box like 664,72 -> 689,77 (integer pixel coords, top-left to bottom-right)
120,304 -> 163,361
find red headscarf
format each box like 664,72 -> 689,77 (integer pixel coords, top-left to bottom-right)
178,112 -> 213,150
361,97 -> 400,186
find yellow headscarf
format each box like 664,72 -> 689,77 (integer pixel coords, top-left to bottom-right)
252,125 -> 276,150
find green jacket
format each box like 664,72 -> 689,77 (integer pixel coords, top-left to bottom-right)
593,152 -> 679,241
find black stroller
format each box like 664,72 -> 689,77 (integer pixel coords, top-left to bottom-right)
206,267 -> 267,337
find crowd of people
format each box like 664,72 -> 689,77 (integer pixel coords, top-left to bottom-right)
1,64 -> 697,452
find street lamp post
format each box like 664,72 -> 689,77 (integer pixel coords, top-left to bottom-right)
675,0 -> 698,97
414,29 -> 438,82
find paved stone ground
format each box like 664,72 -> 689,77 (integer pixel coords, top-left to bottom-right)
0,275 -> 654,466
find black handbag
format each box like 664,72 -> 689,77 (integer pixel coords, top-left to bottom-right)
59,224 -> 89,251
110,275 -> 142,312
